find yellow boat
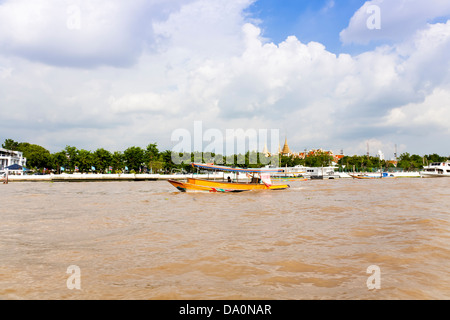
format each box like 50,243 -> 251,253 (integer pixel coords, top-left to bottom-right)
168,163 -> 290,193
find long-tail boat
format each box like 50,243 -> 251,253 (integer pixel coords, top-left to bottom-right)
168,163 -> 290,193
349,173 -> 396,179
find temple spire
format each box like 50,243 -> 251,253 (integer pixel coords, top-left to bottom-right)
262,143 -> 270,157
282,137 -> 291,156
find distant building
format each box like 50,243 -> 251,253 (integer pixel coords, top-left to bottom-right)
303,148 -> 344,164
0,148 -> 27,170
377,150 -> 385,161
260,138 -> 345,163
386,160 -> 398,167
262,144 -> 269,157
281,138 -> 292,156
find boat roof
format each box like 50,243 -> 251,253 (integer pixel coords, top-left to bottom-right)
191,163 -> 284,173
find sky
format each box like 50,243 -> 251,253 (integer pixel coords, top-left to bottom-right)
1,0 -> 450,159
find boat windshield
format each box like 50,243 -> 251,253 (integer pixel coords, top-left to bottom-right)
250,177 -> 261,184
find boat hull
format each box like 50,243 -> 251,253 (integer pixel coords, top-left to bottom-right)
350,175 -> 381,179
349,175 -> 396,180
272,176 -> 308,182
419,172 -> 450,178
168,178 -> 290,192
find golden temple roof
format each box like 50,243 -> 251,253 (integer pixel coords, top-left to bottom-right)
282,138 -> 291,155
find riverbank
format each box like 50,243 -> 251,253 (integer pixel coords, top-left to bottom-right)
2,171 -> 422,182
2,172 -> 232,182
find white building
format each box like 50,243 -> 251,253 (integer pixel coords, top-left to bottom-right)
377,150 -> 385,161
0,148 -> 27,170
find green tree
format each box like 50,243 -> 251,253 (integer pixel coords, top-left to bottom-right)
281,155 -> 294,167
244,151 -> 260,168
303,153 -> 333,167
364,157 -> 374,171
145,143 -> 160,161
235,154 -> 246,168
424,153 -> 446,163
224,154 -> 234,166
410,154 -> 424,169
92,148 -> 112,173
64,146 -> 79,172
52,151 -> 68,173
123,146 -> 145,172
161,150 -> 176,172
338,155 -> 365,172
2,139 -> 19,150
398,152 -> 412,170
18,143 -> 52,170
146,143 -> 165,173
203,152 -> 217,165
76,149 -> 93,173
111,151 -> 124,172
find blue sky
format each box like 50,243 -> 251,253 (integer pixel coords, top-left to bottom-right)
246,0 -> 369,53
0,0 -> 450,157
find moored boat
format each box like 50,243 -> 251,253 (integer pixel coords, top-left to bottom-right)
349,174 -> 381,180
271,176 -> 308,182
420,161 -> 450,178
271,170 -> 307,181
349,173 -> 396,180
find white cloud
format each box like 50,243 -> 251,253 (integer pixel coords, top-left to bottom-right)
0,0 -> 450,156
340,0 -> 450,45
154,0 -> 253,58
384,87 -> 450,133
0,0 -> 190,67
321,0 -> 335,13
109,92 -> 182,115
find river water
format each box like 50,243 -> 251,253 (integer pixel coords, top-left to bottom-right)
0,178 -> 449,300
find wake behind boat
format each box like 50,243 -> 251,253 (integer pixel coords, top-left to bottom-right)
168,163 -> 290,193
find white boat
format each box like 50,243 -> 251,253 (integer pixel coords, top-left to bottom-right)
420,161 -> 450,178
265,165 -> 340,179
304,166 -> 341,179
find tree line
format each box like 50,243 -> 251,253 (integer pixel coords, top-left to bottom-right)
2,139 -> 166,174
2,138 -> 449,173
2,138 -> 333,173
337,153 -> 449,172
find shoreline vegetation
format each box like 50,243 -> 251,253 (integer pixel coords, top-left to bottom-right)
2,138 -> 449,175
